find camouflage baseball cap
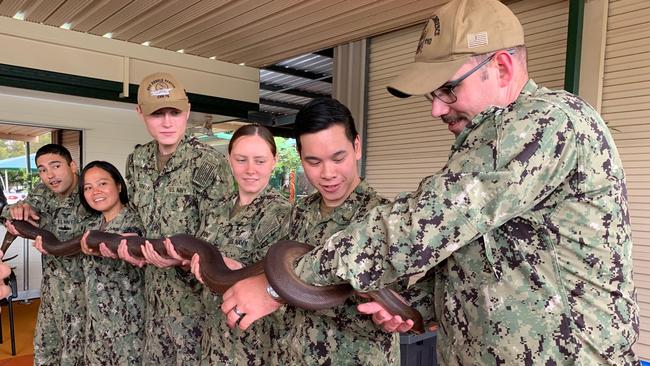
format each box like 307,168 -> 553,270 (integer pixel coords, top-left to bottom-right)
387,0 -> 525,98
137,72 -> 190,115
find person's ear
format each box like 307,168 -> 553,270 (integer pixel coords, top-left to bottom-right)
353,135 -> 362,160
271,154 -> 278,170
494,50 -> 515,87
136,105 -> 146,121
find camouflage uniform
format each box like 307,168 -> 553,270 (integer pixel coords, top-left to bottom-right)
296,80 -> 640,365
126,134 -> 233,365
275,179 -> 420,366
83,206 -> 145,366
2,182 -> 95,366
199,186 -> 291,366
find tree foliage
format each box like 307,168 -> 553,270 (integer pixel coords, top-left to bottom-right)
274,137 -> 301,173
0,132 -> 52,191
0,133 -> 52,160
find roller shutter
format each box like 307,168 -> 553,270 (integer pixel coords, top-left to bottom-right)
56,129 -> 82,166
365,0 -> 569,198
601,0 -> 650,359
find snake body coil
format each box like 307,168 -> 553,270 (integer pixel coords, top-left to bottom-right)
4,220 -> 424,333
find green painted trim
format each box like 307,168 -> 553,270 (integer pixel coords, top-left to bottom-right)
564,0 -> 585,94
0,63 -> 258,119
361,38 -> 371,178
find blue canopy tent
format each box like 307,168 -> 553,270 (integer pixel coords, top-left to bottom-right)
0,153 -> 37,191
0,154 -> 36,170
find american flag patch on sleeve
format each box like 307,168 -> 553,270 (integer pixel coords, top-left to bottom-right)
193,161 -> 218,188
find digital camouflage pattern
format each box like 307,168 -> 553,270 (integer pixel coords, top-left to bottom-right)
296,80 -> 639,365
274,180 -> 411,366
2,182 -> 95,366
199,186 -> 291,366
83,206 -> 145,366
126,134 -> 233,365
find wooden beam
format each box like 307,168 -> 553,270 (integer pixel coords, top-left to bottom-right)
0,132 -> 38,142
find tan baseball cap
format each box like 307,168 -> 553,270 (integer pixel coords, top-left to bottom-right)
137,72 -> 190,115
387,0 -> 525,98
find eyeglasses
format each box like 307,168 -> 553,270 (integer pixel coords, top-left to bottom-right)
425,53 -> 497,105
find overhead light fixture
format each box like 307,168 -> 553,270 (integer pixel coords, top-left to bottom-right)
102,32 -> 113,39
239,62 -> 246,66
60,22 -> 72,29
209,56 -> 217,60
141,41 -> 151,46
12,11 -> 25,20
177,49 -> 185,54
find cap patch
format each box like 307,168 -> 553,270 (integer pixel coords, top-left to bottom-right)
432,15 -> 441,36
416,18 -> 435,55
467,32 -> 488,48
386,0 -> 525,98
147,79 -> 176,99
150,88 -> 173,97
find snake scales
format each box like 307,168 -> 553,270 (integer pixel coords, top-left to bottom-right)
2,219 -> 424,333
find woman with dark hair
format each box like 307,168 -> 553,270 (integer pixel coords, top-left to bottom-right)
78,160 -> 145,366
185,124 -> 291,365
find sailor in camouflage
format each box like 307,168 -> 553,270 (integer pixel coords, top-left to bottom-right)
2,144 -> 95,366
276,179 -> 399,366
223,99 -> 434,366
124,72 -> 234,365
78,161 -> 146,366
199,187 -> 290,366
296,84 -> 639,366
292,1 -> 640,365
190,125 -> 291,365
223,1 -> 639,365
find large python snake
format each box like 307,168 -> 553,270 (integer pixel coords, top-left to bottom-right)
2,220 -> 424,333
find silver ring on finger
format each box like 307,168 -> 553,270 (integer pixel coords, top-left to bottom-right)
232,306 -> 245,318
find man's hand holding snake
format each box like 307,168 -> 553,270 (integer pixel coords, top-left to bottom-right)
221,273 -> 283,330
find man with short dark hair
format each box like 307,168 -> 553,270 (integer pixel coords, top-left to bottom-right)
3,143 -> 94,365
220,0 -> 639,364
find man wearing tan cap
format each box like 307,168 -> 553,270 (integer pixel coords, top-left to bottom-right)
113,71 -> 233,364
221,0 -> 639,364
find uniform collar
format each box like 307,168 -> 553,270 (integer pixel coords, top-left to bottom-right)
139,133 -> 192,172
303,179 -> 376,224
451,79 -> 538,151
48,177 -> 80,205
230,184 -> 277,208
46,179 -> 92,219
229,185 -> 281,218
